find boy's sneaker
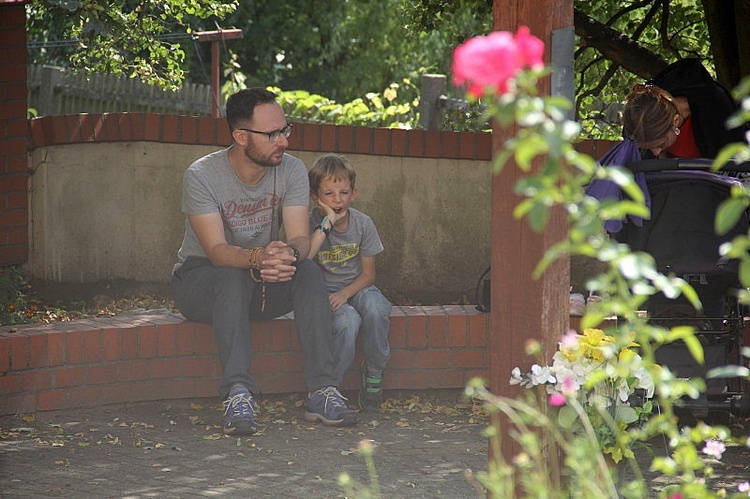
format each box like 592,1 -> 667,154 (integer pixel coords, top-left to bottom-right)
222,391 -> 257,435
359,364 -> 383,412
304,386 -> 358,426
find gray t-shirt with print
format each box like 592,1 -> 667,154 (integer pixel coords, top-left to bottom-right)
310,207 -> 384,293
174,147 -> 309,272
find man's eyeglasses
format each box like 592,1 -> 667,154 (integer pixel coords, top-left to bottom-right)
237,123 -> 293,143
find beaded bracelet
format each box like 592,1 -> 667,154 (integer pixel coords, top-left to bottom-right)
247,247 -> 263,269
247,247 -> 266,312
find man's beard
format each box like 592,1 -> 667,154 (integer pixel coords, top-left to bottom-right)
243,141 -> 283,168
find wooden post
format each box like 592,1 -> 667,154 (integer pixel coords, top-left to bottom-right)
194,28 -> 243,118
490,0 -> 574,467
419,74 -> 447,130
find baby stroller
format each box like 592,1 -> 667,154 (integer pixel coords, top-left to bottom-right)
612,158 -> 750,422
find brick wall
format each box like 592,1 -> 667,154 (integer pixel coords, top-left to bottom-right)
0,0 -> 30,266
0,306 -> 490,415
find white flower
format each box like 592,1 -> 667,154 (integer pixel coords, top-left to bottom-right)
529,364 -> 556,386
510,367 -> 524,385
739,481 -> 749,494
702,439 -> 726,460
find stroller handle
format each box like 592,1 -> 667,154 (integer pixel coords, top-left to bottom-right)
628,158 -> 750,173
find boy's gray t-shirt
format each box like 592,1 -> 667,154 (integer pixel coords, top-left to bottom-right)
174,147 -> 309,272
310,207 -> 384,293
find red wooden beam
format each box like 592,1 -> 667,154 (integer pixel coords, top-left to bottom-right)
194,29 -> 244,118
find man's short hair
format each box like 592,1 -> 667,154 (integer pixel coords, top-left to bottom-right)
225,88 -> 278,132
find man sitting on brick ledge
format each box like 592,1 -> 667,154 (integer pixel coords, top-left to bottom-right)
170,88 -> 357,435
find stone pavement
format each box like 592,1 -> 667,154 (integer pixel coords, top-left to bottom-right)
0,389 -> 488,498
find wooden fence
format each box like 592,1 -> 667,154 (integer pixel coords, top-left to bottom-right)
27,65 -> 217,117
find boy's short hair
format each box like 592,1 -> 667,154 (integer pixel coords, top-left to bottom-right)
309,153 -> 357,192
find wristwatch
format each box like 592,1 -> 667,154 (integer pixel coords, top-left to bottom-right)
291,246 -> 300,266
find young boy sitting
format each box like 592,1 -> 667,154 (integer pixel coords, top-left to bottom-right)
307,153 -> 392,411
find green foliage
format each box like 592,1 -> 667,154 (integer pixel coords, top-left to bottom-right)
27,0 -> 237,91
0,266 -> 33,325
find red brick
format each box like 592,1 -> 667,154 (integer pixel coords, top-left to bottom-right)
129,113 -> 145,140
0,372 -> 22,393
354,126 -> 372,154
87,363 -> 117,385
252,352 -> 280,372
151,357 -> 182,378
448,313 -> 468,347
179,115 -> 198,144
440,131 -> 459,159
101,328 -> 121,361
337,125 -> 355,153
467,317 -> 487,347
10,333 -> 28,370
254,371 -> 302,394
27,333 -> 46,368
64,330 -> 84,364
373,128 -> 390,155
83,329 -> 101,362
406,325 -> 427,348
251,322 -> 271,351
415,349 -> 450,368
139,326 -> 158,358
192,323 -> 216,354
390,129 -> 407,156
157,325 -> 177,356
390,369 -> 432,388
125,379 -> 165,402
426,312 -> 448,347
162,114 -> 179,143
37,390 -> 66,412
116,360 -> 152,381
54,366 -> 86,387
194,376 -> 220,397
121,329 -> 139,359
175,328 -> 195,356
78,114 -> 98,142
389,313 -> 407,348
268,328 -> 291,351
476,132 -> 492,160
279,352 -> 304,373
389,349 -> 415,369
0,337 -> 10,372
197,116 -> 215,144
143,114 -> 161,141
0,392 -> 37,415
182,357 -> 217,378
451,349 -> 485,368
216,118 -> 231,145
458,131 -> 476,159
407,129 -> 426,157
320,124 -> 336,151
424,130 -> 440,158
23,369 -> 51,390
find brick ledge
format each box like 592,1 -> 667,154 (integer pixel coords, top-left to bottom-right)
0,306 -> 489,415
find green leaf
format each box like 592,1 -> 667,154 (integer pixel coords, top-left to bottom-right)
706,365 -> 750,379
715,197 -> 748,234
558,406 -> 578,429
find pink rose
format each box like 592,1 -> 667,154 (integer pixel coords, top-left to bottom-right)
451,26 -> 545,98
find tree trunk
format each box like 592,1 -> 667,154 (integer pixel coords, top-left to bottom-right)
701,0 -> 741,89
573,9 -> 668,79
